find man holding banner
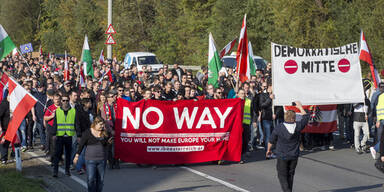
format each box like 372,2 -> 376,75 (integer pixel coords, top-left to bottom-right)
267,101 -> 309,192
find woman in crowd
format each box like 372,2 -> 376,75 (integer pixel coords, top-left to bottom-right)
74,116 -> 112,192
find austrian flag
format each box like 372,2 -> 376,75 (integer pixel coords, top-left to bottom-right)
360,30 -> 380,88
106,69 -> 113,83
4,78 -> 37,142
220,37 -> 237,58
236,14 -> 250,83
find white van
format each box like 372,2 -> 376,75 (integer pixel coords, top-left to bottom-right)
123,52 -> 163,72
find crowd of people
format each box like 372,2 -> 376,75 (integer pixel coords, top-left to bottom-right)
0,53 -> 383,191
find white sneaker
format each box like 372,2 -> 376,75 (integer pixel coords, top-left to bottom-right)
370,147 -> 377,160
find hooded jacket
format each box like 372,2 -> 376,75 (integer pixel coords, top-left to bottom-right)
269,114 -> 310,160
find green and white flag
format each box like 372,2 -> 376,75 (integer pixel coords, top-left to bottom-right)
0,25 -> 16,60
248,41 -> 256,76
208,32 -> 222,87
82,35 -> 93,78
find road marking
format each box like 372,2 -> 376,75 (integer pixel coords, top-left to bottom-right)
27,151 -> 87,188
302,156 -> 384,180
180,166 -> 250,192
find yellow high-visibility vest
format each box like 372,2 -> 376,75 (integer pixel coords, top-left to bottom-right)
56,107 -> 76,136
243,98 -> 251,125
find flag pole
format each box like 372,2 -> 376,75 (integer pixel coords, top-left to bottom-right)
235,42 -> 241,93
15,49 -> 36,76
271,43 -> 276,127
98,69 -> 110,83
76,61 -> 81,87
235,71 -> 240,93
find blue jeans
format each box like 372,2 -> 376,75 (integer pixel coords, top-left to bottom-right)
34,121 -> 46,147
71,135 -> 78,165
18,119 -> 27,147
374,120 -> 384,152
76,148 -> 86,171
374,142 -> 380,152
86,159 -> 106,192
258,121 -> 264,144
263,120 -> 273,149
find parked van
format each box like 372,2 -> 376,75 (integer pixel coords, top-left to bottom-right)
221,53 -> 267,70
123,52 -> 162,72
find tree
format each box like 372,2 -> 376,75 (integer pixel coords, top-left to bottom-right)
0,0 -> 42,49
146,0 -> 181,64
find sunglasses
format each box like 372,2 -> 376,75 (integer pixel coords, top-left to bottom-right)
118,89 -> 123,92
62,99 -> 69,102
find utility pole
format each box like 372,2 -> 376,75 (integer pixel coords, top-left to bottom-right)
107,0 -> 112,59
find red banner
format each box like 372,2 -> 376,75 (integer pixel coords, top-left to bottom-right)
115,98 -> 244,164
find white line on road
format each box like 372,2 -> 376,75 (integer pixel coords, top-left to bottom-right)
27,151 -> 87,188
180,166 -> 250,192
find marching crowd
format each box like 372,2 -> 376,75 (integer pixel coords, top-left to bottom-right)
0,53 -> 383,191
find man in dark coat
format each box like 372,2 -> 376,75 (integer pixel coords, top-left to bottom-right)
0,97 -> 10,164
267,101 -> 310,192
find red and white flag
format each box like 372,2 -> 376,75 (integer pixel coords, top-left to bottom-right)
99,49 -> 105,64
4,78 -> 37,142
63,51 -> 69,81
12,48 -> 18,57
106,69 -> 113,82
39,45 -> 43,56
360,30 -> 380,88
285,105 -> 337,133
79,67 -> 86,88
98,69 -> 113,83
220,37 -> 237,58
236,14 -> 250,83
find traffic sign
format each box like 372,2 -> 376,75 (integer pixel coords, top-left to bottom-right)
105,34 -> 116,44
284,60 -> 298,74
105,24 -> 116,34
338,58 -> 350,73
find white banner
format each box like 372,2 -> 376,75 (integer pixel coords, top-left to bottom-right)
272,42 -> 365,105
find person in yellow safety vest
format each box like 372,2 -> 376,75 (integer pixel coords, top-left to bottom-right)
52,93 -> 79,178
371,82 -> 384,160
238,89 -> 253,164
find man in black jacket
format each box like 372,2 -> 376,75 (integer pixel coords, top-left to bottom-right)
171,63 -> 184,81
32,83 -> 47,150
267,101 -> 309,192
0,98 -> 10,164
73,97 -> 94,174
259,82 -> 273,151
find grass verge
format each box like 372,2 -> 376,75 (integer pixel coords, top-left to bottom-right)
0,166 -> 45,192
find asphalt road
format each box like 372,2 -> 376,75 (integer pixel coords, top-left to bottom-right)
29,143 -> 384,192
